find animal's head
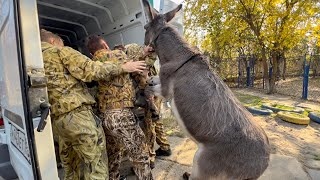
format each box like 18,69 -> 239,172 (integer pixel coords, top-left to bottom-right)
142,0 -> 182,46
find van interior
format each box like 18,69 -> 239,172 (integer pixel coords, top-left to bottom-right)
37,0 -> 183,57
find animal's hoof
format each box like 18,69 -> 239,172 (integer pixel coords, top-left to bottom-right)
183,172 -> 191,180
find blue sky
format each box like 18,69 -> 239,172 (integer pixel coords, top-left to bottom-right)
153,0 -> 184,10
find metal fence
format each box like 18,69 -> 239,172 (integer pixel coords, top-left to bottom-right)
210,54 -> 320,102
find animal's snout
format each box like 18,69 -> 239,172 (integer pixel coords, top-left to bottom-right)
147,76 -> 160,86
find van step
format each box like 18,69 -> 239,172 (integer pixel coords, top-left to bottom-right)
0,144 -> 18,180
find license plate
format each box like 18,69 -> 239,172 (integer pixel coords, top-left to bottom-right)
10,124 -> 31,163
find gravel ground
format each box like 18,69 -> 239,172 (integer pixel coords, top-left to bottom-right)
254,77 -> 320,102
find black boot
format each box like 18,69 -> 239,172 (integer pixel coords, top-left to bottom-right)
155,148 -> 172,157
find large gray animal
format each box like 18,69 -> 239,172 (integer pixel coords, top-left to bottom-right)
142,0 -> 270,179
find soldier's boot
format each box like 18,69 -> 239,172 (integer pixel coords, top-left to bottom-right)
155,148 -> 172,157
154,121 -> 172,157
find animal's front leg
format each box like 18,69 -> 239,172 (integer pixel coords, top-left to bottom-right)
146,76 -> 163,97
152,84 -> 163,97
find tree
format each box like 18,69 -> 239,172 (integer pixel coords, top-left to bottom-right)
184,0 -> 319,94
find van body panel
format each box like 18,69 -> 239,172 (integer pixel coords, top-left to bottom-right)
1,0 -> 58,179
0,0 -> 35,179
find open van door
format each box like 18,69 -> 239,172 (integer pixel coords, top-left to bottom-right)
0,0 -> 58,179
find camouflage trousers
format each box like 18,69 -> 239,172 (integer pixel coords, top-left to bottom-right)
142,119 -> 171,163
103,108 -> 153,180
52,105 -> 108,180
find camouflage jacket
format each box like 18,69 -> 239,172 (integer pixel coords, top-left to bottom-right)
41,42 -> 124,116
125,44 -> 161,118
125,43 -> 158,89
92,49 -> 135,111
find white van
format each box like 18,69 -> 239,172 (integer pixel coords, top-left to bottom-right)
0,0 -> 183,179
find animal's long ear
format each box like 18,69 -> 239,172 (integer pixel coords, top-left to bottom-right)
164,4 -> 182,22
142,0 -> 158,22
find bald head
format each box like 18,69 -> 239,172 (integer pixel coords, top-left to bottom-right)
40,29 -> 64,47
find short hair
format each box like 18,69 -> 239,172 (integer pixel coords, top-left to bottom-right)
87,35 -> 106,55
40,29 -> 62,44
114,44 -> 125,51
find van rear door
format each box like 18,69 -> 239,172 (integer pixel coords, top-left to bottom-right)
0,0 -> 58,179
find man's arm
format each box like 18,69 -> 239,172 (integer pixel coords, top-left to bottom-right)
59,46 -> 123,82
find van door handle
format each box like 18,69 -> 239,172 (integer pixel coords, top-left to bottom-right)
37,102 -> 51,132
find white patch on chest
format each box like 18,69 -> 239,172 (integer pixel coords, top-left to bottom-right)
191,143 -> 204,178
171,98 -> 198,144
152,84 -> 162,97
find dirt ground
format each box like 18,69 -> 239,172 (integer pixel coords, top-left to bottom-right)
256,114 -> 320,170
255,77 -> 320,102
160,88 -> 320,171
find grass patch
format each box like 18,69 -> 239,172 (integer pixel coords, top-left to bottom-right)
161,115 -> 186,137
234,92 -> 265,107
270,104 -> 295,111
281,111 -> 308,118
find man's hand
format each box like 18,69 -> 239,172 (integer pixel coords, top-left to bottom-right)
122,60 -> 146,73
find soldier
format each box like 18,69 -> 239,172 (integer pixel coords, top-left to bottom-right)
125,43 -> 172,169
86,35 -> 153,180
113,44 -> 126,52
40,29 -> 146,180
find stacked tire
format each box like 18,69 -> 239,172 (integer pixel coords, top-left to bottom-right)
277,111 -> 310,125
309,112 -> 320,124
261,103 -> 304,113
245,106 -> 273,116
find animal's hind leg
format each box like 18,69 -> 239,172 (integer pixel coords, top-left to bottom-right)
184,144 -> 204,180
183,172 -> 191,180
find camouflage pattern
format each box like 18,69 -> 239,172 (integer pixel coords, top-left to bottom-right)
92,49 -> 135,112
41,42 -> 124,116
86,81 -> 100,117
103,108 -> 153,180
154,120 -> 171,151
140,117 -> 156,162
125,43 -> 157,67
125,43 -> 170,163
52,105 -> 108,180
142,98 -> 171,163
125,44 -> 159,120
41,42 -> 126,179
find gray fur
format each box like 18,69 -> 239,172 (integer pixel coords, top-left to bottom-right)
142,1 -> 270,179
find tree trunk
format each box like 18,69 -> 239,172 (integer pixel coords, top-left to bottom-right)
261,47 -> 269,91
268,51 -> 279,94
282,55 -> 287,80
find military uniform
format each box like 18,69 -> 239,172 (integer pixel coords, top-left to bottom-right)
42,42 -> 124,180
92,49 -> 152,180
125,44 -> 171,165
